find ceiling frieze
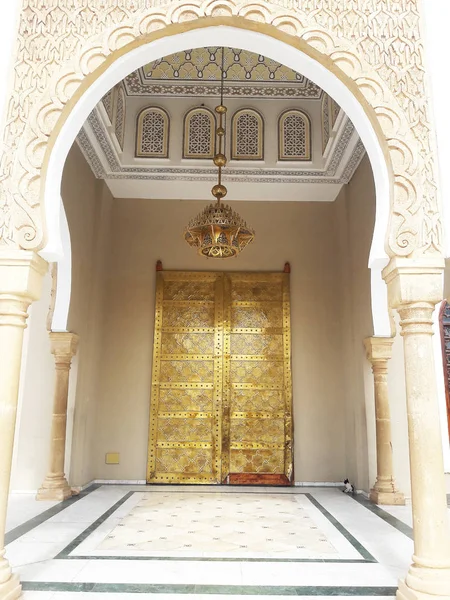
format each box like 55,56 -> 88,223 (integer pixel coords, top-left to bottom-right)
77,107 -> 364,186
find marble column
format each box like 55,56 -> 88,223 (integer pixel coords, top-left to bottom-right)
364,337 -> 405,505
37,332 -> 78,501
384,258 -> 450,600
0,250 -> 47,600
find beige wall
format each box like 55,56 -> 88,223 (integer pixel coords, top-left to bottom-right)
334,156 -> 376,492
62,144 -> 113,487
93,196 -> 348,483
333,155 -> 410,496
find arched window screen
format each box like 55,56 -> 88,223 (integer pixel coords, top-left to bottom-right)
114,86 -> 125,151
278,110 -> 311,161
136,107 -> 170,158
183,108 -> 215,159
439,301 -> 450,443
102,88 -> 114,123
231,109 -> 264,160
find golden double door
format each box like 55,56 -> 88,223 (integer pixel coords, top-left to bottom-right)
146,270 -> 293,485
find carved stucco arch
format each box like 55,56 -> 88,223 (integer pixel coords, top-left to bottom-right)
1,1 -> 439,270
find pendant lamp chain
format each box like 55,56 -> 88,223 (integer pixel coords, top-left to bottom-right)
184,47 -> 255,259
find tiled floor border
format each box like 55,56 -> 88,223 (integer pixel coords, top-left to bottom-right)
5,484 -> 101,545
21,581 -> 398,596
53,490 -> 376,563
350,495 -> 413,540
6,485 -> 415,550
304,494 -> 375,561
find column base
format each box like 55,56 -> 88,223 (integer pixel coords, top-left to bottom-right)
36,476 -> 72,501
370,488 -> 405,505
397,577 -> 450,600
0,573 -> 21,600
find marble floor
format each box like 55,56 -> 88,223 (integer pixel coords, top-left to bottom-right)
5,484 -> 447,599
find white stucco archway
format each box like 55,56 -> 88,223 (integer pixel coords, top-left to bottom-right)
41,25 -> 391,335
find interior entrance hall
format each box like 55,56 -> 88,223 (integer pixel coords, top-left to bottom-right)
3,31 -> 450,600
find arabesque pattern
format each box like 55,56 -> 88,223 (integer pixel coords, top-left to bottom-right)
147,270 -> 293,484
141,47 -> 305,82
279,110 -> 310,161
114,86 -> 126,151
137,108 -> 169,157
225,273 -> 292,480
0,0 -> 440,259
102,89 -> 114,123
184,108 -> 215,159
148,271 -> 222,484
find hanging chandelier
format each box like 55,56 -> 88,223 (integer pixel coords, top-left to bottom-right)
184,48 -> 255,259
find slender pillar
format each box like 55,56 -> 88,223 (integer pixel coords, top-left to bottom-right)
384,258 -> 450,600
0,250 -> 47,600
37,332 -> 78,501
364,337 -> 405,505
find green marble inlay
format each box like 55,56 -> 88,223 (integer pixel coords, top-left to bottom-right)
305,494 -> 376,562
55,491 -> 135,558
21,581 -> 397,595
5,484 -> 101,545
62,555 -> 373,563
351,495 -> 413,540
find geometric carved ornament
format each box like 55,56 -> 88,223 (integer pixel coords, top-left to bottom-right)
183,107 -> 215,159
136,106 -> 170,158
278,109 -> 311,161
114,86 -> 126,152
231,108 -> 264,160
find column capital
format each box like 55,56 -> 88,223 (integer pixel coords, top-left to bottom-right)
49,332 -> 79,361
0,250 -> 48,300
364,336 -> 394,363
382,256 -> 444,308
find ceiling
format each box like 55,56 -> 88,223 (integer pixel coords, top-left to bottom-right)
123,47 -> 322,99
76,47 -> 365,203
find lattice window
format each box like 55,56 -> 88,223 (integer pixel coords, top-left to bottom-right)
231,109 -> 263,160
136,107 -> 169,158
114,86 -> 126,151
102,88 -> 114,123
322,93 -> 330,155
183,108 -> 215,159
278,110 -> 311,161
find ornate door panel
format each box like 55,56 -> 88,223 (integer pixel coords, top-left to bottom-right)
223,273 -> 293,484
147,271 -> 223,483
147,270 -> 293,485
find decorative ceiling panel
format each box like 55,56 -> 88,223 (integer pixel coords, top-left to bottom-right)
143,48 -> 304,82
124,48 -> 322,99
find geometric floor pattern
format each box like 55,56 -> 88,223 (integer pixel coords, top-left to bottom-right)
5,484 -> 437,599
87,492 -> 344,559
